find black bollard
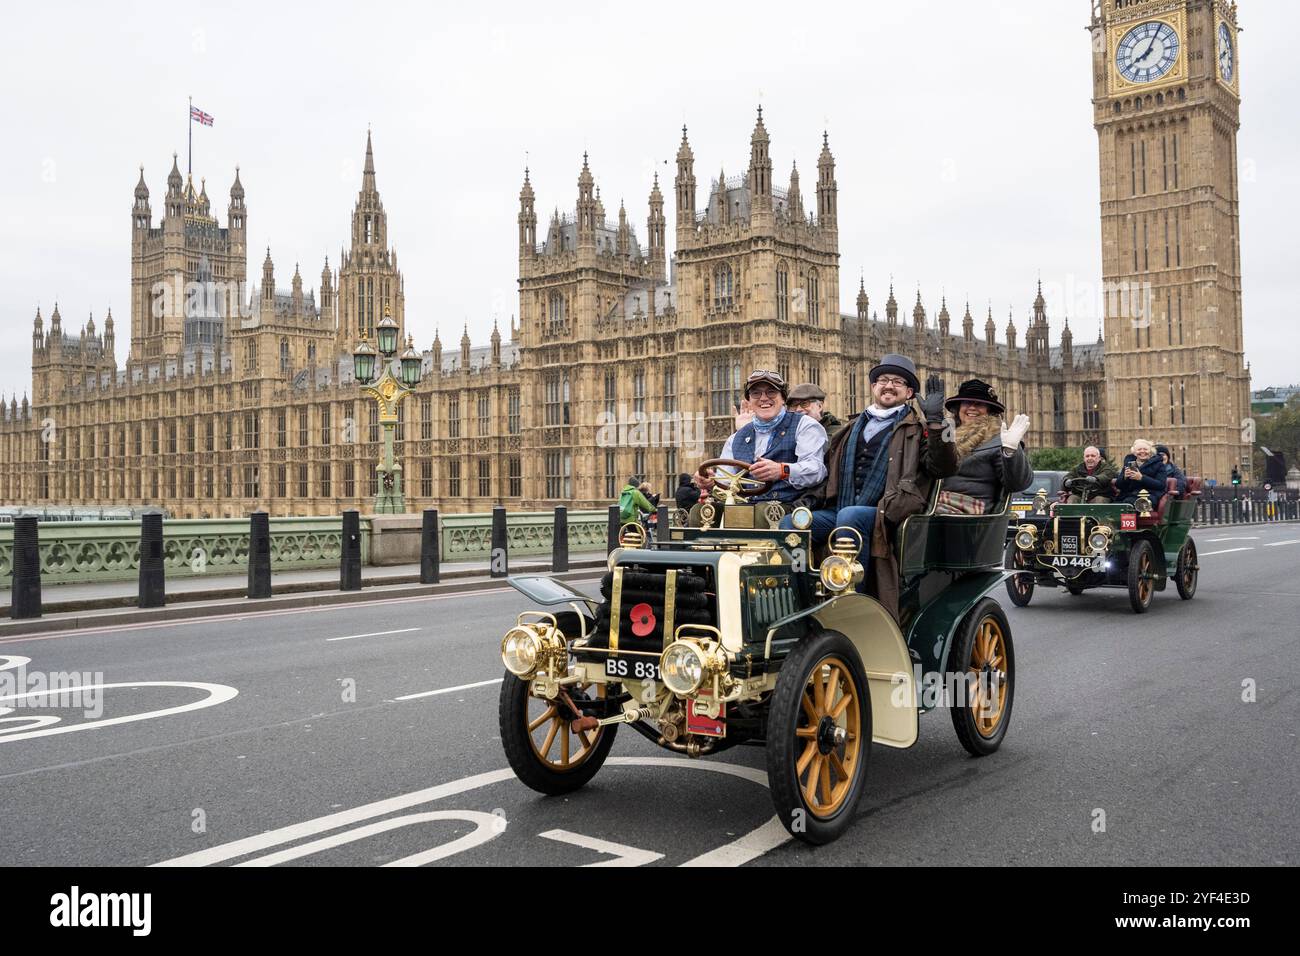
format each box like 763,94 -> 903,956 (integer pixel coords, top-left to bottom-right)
552,506 -> 569,573
248,511 -> 271,599
420,509 -> 440,584
607,504 -> 620,553
490,506 -> 509,578
10,516 -> 41,619
138,513 -> 165,608
340,510 -> 362,591
656,504 -> 669,543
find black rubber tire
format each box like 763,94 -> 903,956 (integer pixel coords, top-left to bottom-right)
498,673 -> 617,795
1127,539 -> 1156,614
766,630 -> 872,846
948,598 -> 1016,757
1004,542 -> 1035,607
1175,537 -> 1198,600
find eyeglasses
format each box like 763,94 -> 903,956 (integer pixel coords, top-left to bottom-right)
875,375 -> 909,387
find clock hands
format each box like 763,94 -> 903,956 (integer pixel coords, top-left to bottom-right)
1134,34 -> 1159,66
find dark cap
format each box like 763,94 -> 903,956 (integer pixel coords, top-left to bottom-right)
788,383 -> 827,404
868,353 -> 920,393
744,368 -> 789,400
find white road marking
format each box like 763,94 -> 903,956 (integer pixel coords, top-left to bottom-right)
1263,540 -> 1300,547
1206,537 -> 1260,542
1198,547 -> 1254,556
394,678 -> 502,701
0,681 -> 238,744
538,829 -> 664,867
154,756 -> 790,868
238,811 -> 504,867
326,627 -> 420,643
0,655 -> 33,672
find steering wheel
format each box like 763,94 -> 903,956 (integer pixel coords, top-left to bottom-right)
696,458 -> 775,501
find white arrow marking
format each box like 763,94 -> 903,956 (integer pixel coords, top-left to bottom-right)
0,681 -> 238,743
538,829 -> 664,867
236,811 -> 503,867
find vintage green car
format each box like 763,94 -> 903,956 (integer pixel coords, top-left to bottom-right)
1004,475 -> 1201,613
496,459 -> 1018,845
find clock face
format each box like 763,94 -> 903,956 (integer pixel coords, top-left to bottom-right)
1115,20 -> 1181,84
1218,22 -> 1234,82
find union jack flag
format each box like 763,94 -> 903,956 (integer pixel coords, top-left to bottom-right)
190,106 -> 214,126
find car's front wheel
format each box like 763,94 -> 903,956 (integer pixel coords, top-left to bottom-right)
1127,539 -> 1157,614
766,630 -> 871,845
498,675 -> 616,795
949,598 -> 1015,757
1004,542 -> 1035,607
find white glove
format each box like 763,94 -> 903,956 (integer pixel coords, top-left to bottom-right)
1001,413 -> 1030,451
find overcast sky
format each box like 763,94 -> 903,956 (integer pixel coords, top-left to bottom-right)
2,0 -> 1296,404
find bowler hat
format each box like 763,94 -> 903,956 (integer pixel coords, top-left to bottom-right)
868,353 -> 920,393
944,379 -> 1006,416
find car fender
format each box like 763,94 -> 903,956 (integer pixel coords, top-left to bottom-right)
910,571 -> 1008,678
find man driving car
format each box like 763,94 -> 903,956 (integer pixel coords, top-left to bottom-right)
1064,446 -> 1117,503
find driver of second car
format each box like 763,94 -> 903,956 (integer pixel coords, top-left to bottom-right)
696,369 -> 828,505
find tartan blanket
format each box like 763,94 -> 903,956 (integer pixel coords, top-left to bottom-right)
935,490 -> 987,515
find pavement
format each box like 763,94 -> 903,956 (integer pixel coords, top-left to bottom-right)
0,523 -> 1297,866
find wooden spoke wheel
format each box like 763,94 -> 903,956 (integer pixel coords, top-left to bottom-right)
1175,537 -> 1198,600
766,631 -> 871,845
1127,538 -> 1157,614
1004,542 -> 1035,607
499,675 -> 616,795
949,598 -> 1015,757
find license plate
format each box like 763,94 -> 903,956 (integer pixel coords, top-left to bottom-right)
604,657 -> 660,681
1011,505 -> 1031,515
1120,513 -> 1137,530
1051,556 -> 1093,569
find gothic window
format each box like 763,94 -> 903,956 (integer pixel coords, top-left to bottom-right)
245,340 -> 256,371
308,343 -> 316,366
508,457 -> 521,497
548,292 -> 566,327
321,463 -> 332,498
448,397 -> 460,438
368,402 -> 379,443
1140,139 -> 1147,194
477,392 -> 490,435
1129,141 -> 1136,197
478,458 -> 491,498
420,395 -> 432,439
1174,209 -> 1181,266
507,388 -> 521,434
848,370 -> 858,413
320,404 -> 332,445
709,362 -> 726,417
634,448 -> 646,480
1169,382 -> 1175,425
276,464 -> 287,498
343,461 -> 355,498
1180,381 -> 1186,424
1172,132 -> 1180,187
276,410 -> 287,448
1164,213 -> 1171,267
298,407 -> 309,446
298,464 -> 308,498
713,263 -> 734,310
1177,290 -> 1184,344
395,402 -> 405,442
633,370 -> 646,415
663,368 -> 676,415
604,370 -> 617,418
605,450 -> 617,500
420,460 -> 433,498
808,271 -> 820,325
776,264 -> 789,321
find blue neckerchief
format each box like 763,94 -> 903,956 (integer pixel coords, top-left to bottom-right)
751,408 -> 787,436
836,407 -> 905,510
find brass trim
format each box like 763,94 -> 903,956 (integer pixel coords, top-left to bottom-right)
663,569 -> 678,651
609,567 -> 623,652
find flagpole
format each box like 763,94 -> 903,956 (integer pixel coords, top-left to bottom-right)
188,95 -> 192,177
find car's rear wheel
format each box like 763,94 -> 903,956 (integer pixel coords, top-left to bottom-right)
1175,537 -> 1198,600
1004,542 -> 1034,607
949,599 -> 1015,757
766,631 -> 871,845
1127,539 -> 1157,614
499,674 -> 616,795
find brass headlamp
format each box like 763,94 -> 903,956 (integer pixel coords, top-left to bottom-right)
1032,488 -> 1049,515
820,525 -> 865,593
1014,523 -> 1038,551
501,613 -> 567,679
1135,490 -> 1153,516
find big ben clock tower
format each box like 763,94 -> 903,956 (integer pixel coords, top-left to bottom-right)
1090,0 -> 1250,483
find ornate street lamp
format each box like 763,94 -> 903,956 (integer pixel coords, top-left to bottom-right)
353,306 -> 420,514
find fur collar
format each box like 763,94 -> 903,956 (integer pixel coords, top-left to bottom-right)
953,414 -> 1002,459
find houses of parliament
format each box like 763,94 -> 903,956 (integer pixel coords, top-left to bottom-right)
0,0 -> 1250,515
